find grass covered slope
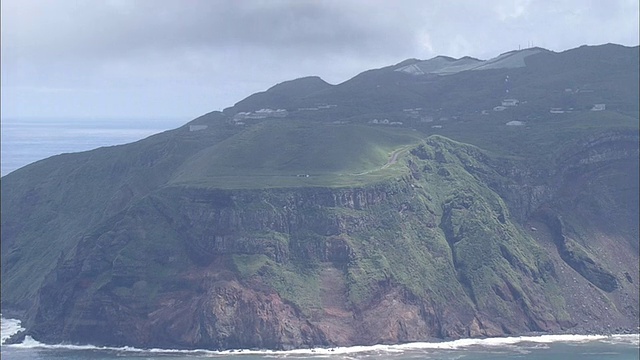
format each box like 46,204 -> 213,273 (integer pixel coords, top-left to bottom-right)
0,114 -> 238,309
170,120 -> 422,188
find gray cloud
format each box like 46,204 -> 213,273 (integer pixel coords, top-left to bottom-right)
3,0 -> 419,62
1,0 -> 638,118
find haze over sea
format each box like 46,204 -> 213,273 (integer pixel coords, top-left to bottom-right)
1,118 -> 639,359
0,117 -> 188,177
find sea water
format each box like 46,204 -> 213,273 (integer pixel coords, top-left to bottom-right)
0,117 -> 188,176
1,118 -> 639,359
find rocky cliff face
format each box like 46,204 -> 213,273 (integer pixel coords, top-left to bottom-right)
16,135 -> 638,350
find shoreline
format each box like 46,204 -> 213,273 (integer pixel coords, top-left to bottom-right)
2,314 -> 638,354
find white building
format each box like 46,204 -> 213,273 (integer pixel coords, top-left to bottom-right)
189,125 -> 208,132
501,99 -> 519,107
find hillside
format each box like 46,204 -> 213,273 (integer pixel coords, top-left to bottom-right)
170,121 -> 422,188
1,43 -> 638,350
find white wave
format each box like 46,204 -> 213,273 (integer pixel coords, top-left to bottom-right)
599,334 -> 640,347
391,334 -> 611,350
1,315 -> 25,344
2,315 -> 638,357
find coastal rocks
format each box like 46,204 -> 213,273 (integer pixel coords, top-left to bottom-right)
467,316 -> 504,337
146,280 -> 327,350
357,289 -> 435,344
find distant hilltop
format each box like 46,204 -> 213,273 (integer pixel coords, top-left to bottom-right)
395,48 -> 548,76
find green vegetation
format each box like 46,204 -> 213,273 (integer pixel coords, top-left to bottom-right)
233,254 -> 321,312
434,109 -> 638,166
170,120 -> 422,188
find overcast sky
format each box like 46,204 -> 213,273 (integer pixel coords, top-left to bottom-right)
2,0 -> 638,120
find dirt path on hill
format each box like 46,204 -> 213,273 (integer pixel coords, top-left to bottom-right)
351,146 -> 410,176
381,147 -> 406,169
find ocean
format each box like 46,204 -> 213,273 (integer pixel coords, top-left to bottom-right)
1,117 -> 639,359
0,117 -> 188,176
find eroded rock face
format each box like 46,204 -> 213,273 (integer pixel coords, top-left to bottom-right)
146,279 -> 327,350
